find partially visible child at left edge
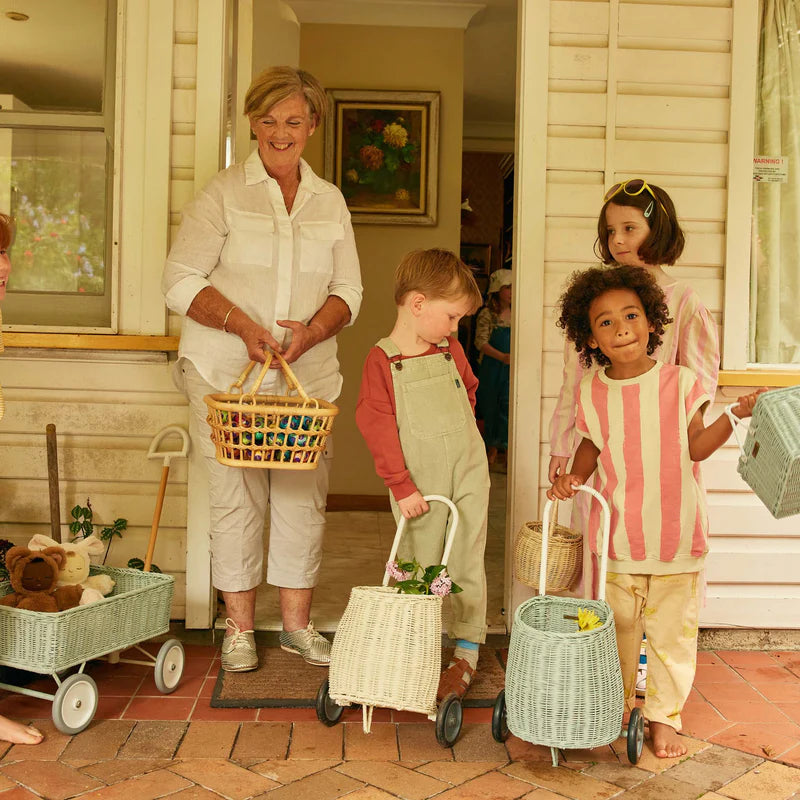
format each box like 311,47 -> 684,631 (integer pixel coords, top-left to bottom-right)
356,248 -> 489,699
548,264 -> 766,759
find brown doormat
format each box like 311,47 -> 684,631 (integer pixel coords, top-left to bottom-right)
211,647 -> 507,708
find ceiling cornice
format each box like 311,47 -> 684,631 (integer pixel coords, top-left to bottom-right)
285,0 -> 485,29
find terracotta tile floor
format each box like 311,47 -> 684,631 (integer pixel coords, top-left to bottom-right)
0,636 -> 798,799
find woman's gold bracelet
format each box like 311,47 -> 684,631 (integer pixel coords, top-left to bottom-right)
222,304 -> 238,333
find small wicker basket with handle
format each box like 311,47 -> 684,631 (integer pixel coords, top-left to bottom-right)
513,500 -> 582,592
328,495 -> 459,732
204,349 -> 338,469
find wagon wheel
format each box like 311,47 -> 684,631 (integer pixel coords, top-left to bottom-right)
626,707 -> 645,764
154,639 -> 185,694
435,693 -> 463,747
491,689 -> 509,742
315,678 -> 345,726
52,674 -> 98,734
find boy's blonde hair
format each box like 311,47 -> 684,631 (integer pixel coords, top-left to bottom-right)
0,213 -> 12,250
394,248 -> 483,313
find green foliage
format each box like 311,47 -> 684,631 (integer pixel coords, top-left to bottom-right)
70,499 -> 128,565
8,151 -> 107,294
389,557 -> 462,597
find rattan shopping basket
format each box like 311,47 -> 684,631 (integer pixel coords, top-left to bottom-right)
514,500 -> 582,592
726,387 -> 800,519
204,350 -> 338,469
328,495 -> 459,731
505,487 -> 623,755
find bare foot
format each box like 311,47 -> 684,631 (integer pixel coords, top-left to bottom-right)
649,720 -> 686,758
0,716 -> 43,745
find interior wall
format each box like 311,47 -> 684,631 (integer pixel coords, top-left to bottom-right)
299,24 -> 465,497
460,152 -> 505,273
251,0 -> 300,78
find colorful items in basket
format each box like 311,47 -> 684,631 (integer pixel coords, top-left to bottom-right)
385,558 -> 463,597
577,607 -> 602,632
204,350 -> 338,470
0,546 -> 83,612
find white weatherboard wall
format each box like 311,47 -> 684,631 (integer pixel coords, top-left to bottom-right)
0,1 -> 191,618
513,0 -> 800,627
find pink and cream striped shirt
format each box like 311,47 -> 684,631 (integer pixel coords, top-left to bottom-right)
550,280 -> 719,458
576,362 -> 710,575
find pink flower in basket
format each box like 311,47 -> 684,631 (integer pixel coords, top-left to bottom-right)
385,560 -> 412,581
430,573 -> 453,597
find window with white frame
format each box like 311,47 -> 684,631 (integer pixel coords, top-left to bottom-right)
750,0 -> 799,365
0,0 -> 116,329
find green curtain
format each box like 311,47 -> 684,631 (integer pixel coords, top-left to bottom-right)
750,0 -> 800,364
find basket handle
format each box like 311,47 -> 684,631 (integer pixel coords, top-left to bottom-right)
540,485 -> 611,601
230,349 -> 317,406
723,402 -> 748,455
382,495 -> 460,587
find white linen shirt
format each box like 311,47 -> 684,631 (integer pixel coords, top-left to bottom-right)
162,151 -> 362,401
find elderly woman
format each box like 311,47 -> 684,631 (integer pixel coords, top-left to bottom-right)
162,67 -> 362,672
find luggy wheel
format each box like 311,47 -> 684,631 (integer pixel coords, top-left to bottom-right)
491,689 -> 509,742
435,692 -> 463,747
52,673 -> 98,734
315,678 -> 345,726
154,639 -> 185,694
627,706 -> 645,764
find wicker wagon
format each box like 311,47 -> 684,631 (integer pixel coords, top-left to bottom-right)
315,495 -> 466,747
725,387 -> 800,519
492,485 -> 644,766
0,565 -> 184,734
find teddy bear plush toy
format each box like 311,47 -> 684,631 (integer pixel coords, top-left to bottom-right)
0,546 -> 84,612
28,535 -> 115,605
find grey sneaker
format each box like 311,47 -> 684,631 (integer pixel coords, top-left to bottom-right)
279,621 -> 331,666
221,618 -> 258,672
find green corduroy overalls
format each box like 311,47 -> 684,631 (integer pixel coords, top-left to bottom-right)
378,337 -> 490,643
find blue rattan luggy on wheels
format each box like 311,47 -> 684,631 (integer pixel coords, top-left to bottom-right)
492,485 -> 644,766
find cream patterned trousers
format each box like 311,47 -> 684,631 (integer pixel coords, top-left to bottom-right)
606,571 -> 699,731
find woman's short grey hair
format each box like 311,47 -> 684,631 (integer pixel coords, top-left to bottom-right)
244,66 -> 327,124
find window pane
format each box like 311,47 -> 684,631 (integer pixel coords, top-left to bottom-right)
750,0 -> 800,365
6,128 -> 107,295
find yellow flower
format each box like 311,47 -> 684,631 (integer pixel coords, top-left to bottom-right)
395,188 -> 410,201
345,169 -> 359,183
577,607 -> 602,632
383,122 -> 408,149
359,145 -> 384,170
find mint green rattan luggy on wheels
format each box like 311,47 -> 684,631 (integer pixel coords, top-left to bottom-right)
492,485 -> 644,766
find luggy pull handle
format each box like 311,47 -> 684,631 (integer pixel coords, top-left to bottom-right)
724,403 -> 748,454
383,495 -> 460,587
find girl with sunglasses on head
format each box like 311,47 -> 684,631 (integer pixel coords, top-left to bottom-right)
547,180 -> 720,691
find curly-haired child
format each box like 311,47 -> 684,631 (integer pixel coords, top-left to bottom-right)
548,264 -> 766,759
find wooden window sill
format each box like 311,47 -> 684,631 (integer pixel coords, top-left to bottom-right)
2,333 -> 180,352
718,370 -> 800,388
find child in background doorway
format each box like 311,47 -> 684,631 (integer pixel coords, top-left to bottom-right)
547,179 -> 721,692
548,264 -> 765,759
0,213 -> 45,745
475,268 -> 512,471
356,248 -> 490,700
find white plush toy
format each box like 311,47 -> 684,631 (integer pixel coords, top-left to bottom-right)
28,534 -> 115,605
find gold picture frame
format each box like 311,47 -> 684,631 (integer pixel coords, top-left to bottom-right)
324,89 -> 440,225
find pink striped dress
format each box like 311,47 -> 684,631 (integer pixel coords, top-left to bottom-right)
576,362 -> 710,574
549,280 -> 719,458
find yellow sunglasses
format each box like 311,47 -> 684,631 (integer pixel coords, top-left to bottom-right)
603,179 -> 666,218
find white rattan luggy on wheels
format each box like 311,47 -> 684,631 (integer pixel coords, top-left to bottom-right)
724,387 -> 800,519
318,496 -> 464,746
493,486 -> 643,766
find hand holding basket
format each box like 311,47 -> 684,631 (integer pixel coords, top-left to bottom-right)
204,349 -> 338,469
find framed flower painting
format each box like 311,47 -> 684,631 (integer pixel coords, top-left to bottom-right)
324,89 -> 440,225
